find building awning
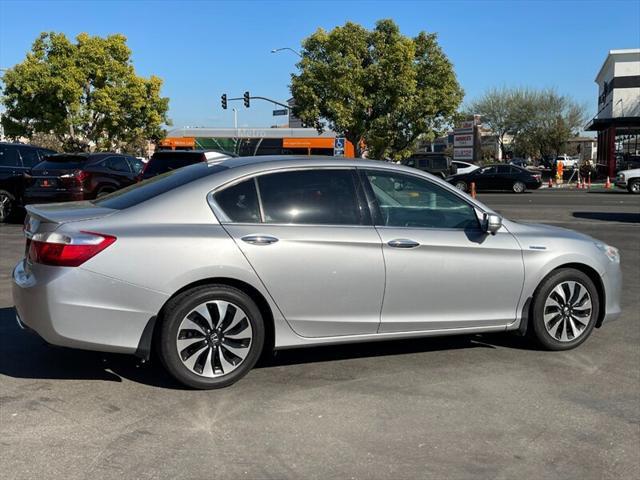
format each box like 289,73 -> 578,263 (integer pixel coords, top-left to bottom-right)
585,116 -> 640,131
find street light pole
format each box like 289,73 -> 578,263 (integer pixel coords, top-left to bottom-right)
232,108 -> 238,129
270,47 -> 302,57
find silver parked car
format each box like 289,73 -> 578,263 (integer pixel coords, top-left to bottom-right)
13,156 -> 622,389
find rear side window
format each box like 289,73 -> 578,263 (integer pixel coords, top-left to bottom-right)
258,169 -> 362,225
93,163 -> 227,210
214,179 -> 260,223
0,145 -> 21,167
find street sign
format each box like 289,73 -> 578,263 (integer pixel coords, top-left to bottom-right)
454,147 -> 473,160
454,134 -> 473,147
272,109 -> 288,116
333,137 -> 346,156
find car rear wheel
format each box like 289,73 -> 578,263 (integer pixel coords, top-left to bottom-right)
0,190 -> 15,223
454,181 -> 467,192
512,181 -> 526,193
96,187 -> 115,198
628,179 -> 640,194
530,269 -> 599,351
158,285 -> 264,389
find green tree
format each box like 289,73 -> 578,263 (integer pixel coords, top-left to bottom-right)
290,19 -> 463,159
1,32 -> 170,151
467,87 -> 534,159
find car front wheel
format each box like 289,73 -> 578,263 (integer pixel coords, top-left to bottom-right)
158,285 -> 265,389
530,269 -> 599,351
628,179 -> 640,194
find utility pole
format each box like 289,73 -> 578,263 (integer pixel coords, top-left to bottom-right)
232,108 -> 238,129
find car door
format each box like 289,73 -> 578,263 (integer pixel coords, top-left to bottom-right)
362,169 -> 524,333
104,155 -> 138,187
471,166 -> 497,190
495,165 -> 514,189
0,145 -> 24,197
213,167 -> 386,337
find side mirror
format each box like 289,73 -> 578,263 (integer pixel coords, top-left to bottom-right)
482,213 -> 502,235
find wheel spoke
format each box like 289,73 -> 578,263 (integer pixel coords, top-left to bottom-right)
192,347 -> 211,375
223,337 -> 251,349
186,310 -> 212,333
224,317 -> 249,337
220,345 -> 245,366
548,317 -> 563,339
206,302 -> 221,328
218,303 -> 238,332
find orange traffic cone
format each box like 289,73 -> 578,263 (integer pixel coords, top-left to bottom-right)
605,176 -> 611,189
470,182 -> 477,199
576,180 -> 582,190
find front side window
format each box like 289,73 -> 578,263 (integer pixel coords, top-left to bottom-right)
478,166 -> 497,175
106,156 -> 131,172
214,179 -> 260,223
258,169 -> 362,225
496,165 -> 511,174
365,170 -> 479,230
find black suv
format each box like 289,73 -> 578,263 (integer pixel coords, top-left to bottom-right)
401,153 -> 457,178
0,142 -> 57,222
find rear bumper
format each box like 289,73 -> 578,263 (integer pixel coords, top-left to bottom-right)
23,188 -> 88,204
12,259 -> 169,354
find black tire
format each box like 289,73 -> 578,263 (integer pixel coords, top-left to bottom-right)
0,190 -> 15,223
454,181 -> 467,192
158,285 -> 265,389
627,179 -> 640,194
512,181 -> 526,193
530,268 -> 599,351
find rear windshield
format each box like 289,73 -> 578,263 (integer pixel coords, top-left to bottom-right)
144,152 -> 205,176
36,155 -> 89,170
93,162 -> 228,210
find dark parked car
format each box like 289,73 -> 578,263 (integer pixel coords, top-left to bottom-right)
447,164 -> 542,193
24,153 -> 143,204
400,153 -> 457,178
141,150 -> 234,180
0,142 -> 57,222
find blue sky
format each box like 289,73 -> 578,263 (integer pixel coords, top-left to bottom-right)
1,0 -> 639,130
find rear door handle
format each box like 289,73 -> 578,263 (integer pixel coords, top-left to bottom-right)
241,234 -> 279,245
387,238 -> 420,249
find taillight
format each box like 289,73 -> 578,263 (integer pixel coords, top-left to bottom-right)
28,231 -> 116,267
60,170 -> 89,184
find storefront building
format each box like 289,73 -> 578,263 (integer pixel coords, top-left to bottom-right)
586,49 -> 640,177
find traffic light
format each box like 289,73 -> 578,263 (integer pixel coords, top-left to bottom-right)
221,94 -> 227,110
243,91 -> 250,108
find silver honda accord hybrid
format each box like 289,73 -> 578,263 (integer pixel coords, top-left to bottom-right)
13,156 -> 622,389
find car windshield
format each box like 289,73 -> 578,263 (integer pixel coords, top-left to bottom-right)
93,162 -> 228,210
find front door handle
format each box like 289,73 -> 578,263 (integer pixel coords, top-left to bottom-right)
387,238 -> 420,249
241,234 -> 279,245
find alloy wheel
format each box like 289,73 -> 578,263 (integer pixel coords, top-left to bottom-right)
455,181 -> 467,191
543,281 -> 592,342
630,180 -> 640,193
176,300 -> 253,377
0,193 -> 12,221
513,181 -> 525,193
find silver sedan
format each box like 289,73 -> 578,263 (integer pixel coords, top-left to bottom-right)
13,156 -> 622,389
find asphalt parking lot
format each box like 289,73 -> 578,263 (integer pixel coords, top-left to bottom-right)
1,189 -> 639,480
